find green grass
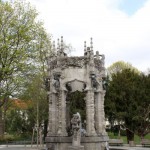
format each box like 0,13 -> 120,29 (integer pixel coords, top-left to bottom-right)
107,132 -> 150,144
145,133 -> 150,139
0,133 -> 32,143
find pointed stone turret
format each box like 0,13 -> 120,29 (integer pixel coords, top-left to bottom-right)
60,36 -> 64,52
57,38 -> 60,55
90,37 -> 93,52
57,36 -> 67,57
90,37 -> 94,56
53,41 -> 56,52
84,41 -> 87,55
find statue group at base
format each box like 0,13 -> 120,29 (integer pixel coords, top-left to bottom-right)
68,112 -> 84,150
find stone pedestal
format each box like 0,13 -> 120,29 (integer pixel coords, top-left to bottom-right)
46,136 -> 109,150
129,141 -> 135,147
68,145 -> 84,150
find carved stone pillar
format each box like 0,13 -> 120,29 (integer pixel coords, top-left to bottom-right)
86,89 -> 97,136
101,91 -> 107,135
47,92 -> 58,136
57,90 -> 67,136
61,90 -> 68,136
95,90 -> 106,135
95,91 -> 103,134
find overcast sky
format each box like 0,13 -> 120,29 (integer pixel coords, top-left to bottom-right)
28,0 -> 150,72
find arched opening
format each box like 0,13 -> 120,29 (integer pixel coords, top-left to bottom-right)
66,91 -> 86,136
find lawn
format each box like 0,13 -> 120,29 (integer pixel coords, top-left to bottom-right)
107,132 -> 150,144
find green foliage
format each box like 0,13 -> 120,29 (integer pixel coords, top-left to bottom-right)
0,134 -> 15,142
6,109 -> 29,133
21,74 -> 48,123
68,91 -> 86,121
105,68 -> 150,142
0,133 -> 32,142
0,0 -> 51,104
107,61 -> 140,76
11,73 -> 49,137
0,0 -> 52,136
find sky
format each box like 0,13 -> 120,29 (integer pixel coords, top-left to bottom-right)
27,0 -> 150,72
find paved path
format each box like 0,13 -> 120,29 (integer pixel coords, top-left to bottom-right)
0,145 -> 149,150
109,146 -> 150,150
0,145 -> 46,150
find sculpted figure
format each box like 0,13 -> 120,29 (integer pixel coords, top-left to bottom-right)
71,112 -> 81,146
101,54 -> 105,67
71,113 -> 81,133
53,74 -> 61,91
102,77 -> 107,90
45,77 -> 50,91
95,51 -> 100,59
91,74 -> 98,89
66,82 -> 72,92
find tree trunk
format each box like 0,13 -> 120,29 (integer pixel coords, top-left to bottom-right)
0,108 -> 4,136
126,129 -> 134,144
44,119 -> 48,140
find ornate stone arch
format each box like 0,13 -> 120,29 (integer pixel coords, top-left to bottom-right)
46,37 -> 108,150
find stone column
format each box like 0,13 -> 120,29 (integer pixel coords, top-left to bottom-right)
86,89 -> 97,136
101,91 -> 107,135
57,91 -> 62,135
95,90 -> 106,135
57,90 -> 67,136
61,90 -> 67,136
95,91 -> 103,134
47,92 -> 58,136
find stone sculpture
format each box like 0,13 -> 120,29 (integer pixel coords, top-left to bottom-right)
45,37 -> 109,150
45,77 -> 50,91
90,73 -> 98,89
71,113 -> 81,146
68,112 -> 84,150
53,74 -> 61,91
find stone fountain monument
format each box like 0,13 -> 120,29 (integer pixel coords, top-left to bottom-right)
45,37 -> 109,150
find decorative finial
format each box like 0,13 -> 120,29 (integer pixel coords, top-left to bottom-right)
61,36 -> 64,51
84,41 -> 87,53
90,37 -> 93,51
53,41 -> 55,51
57,38 -> 60,50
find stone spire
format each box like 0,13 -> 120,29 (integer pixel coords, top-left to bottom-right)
57,38 -> 60,51
60,36 -> 64,52
53,41 -> 56,51
84,41 -> 87,55
90,37 -> 93,52
90,37 -> 94,58
57,36 -> 67,57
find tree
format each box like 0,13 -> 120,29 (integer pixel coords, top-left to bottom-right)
19,73 -> 48,135
107,61 -> 139,75
133,73 -> 150,139
105,68 -> 150,143
5,99 -> 31,133
105,61 -> 140,134
0,0 -> 51,135
0,0 -> 51,102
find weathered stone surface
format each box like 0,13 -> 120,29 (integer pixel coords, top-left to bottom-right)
46,136 -> 109,150
68,145 -> 84,150
71,113 -> 82,146
46,38 -> 109,150
45,136 -> 109,143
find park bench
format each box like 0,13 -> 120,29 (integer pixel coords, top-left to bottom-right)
141,139 -> 150,147
109,139 -> 123,146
